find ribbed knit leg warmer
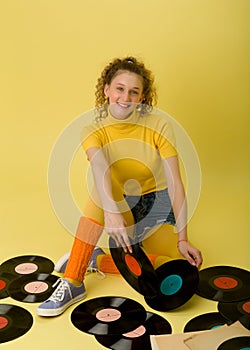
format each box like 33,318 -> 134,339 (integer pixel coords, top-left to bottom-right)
64,217 -> 103,282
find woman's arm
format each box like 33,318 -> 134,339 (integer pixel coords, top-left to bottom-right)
162,156 -> 202,267
86,146 -> 132,252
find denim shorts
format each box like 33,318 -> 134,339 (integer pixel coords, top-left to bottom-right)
124,188 -> 176,243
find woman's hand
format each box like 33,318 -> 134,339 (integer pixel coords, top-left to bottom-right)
104,212 -> 132,253
178,240 -> 203,268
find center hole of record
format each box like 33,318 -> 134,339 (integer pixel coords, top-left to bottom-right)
0,280 -> 6,291
242,301 -> 250,314
24,281 -> 49,294
124,255 -> 142,277
0,316 -> 8,329
123,325 -> 146,338
213,276 -> 238,290
95,308 -> 121,322
15,263 -> 38,274
160,274 -> 183,296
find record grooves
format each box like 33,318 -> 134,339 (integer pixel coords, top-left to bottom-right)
109,237 -> 159,297
218,298 -> 250,330
0,255 -> 54,276
71,296 -> 147,336
0,304 -> 33,343
144,260 -> 199,311
0,271 -> 17,299
8,273 -> 59,303
183,312 -> 229,332
95,311 -> 172,350
196,265 -> 250,302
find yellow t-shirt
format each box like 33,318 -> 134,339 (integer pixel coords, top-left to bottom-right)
81,110 -> 177,195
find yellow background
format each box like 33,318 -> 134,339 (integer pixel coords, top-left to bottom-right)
0,1 -> 249,349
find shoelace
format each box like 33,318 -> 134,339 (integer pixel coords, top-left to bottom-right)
87,261 -> 106,279
48,278 -> 72,303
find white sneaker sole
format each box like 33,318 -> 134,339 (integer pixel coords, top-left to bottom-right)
54,252 -> 70,273
37,292 -> 86,317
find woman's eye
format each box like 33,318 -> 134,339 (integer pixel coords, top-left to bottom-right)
131,90 -> 138,95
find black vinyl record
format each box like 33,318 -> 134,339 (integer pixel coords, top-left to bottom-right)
0,271 -> 17,299
144,259 -> 199,311
95,311 -> 172,350
218,298 -> 250,330
0,255 -> 54,276
8,273 -> 59,303
217,336 -> 250,350
196,265 -> 250,302
71,296 -> 147,336
109,237 -> 159,297
0,304 -> 33,343
183,312 -> 229,332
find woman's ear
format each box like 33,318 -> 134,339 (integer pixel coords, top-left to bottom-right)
104,84 -> 109,97
139,95 -> 144,103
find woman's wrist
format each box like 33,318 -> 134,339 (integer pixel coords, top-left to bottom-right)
177,238 -> 188,248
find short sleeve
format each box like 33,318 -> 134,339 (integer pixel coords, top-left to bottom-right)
81,124 -> 103,152
154,120 -> 178,159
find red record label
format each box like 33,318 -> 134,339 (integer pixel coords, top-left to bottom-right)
124,255 -> 142,276
213,276 -> 238,290
197,265 -> 250,302
242,301 -> 250,314
109,237 -> 159,297
0,316 -> 8,330
0,304 -> 33,343
0,280 -> 6,291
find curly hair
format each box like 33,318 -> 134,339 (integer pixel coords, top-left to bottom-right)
95,56 -> 157,119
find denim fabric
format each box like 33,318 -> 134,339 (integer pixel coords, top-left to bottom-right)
124,188 -> 175,243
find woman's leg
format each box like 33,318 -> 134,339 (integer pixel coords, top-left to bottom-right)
142,224 -> 183,259
64,217 -> 104,283
64,181 -> 134,282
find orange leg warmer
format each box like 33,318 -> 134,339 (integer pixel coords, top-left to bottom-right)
64,217 -> 103,282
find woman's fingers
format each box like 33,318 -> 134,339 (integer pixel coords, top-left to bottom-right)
107,228 -> 132,253
178,243 -> 203,268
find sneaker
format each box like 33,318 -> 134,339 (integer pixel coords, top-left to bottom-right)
87,247 -> 105,271
54,252 -> 70,273
37,278 -> 86,317
54,247 -> 105,274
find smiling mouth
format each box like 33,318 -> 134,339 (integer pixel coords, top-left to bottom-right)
117,102 -> 132,108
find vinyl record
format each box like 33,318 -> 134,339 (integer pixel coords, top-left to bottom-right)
183,312 -> 229,332
218,298 -> 250,330
196,265 -> 250,302
0,304 -> 33,343
0,255 -> 54,276
8,273 -> 59,303
95,311 -> 172,350
71,296 -> 147,336
144,259 -> 199,311
217,336 -> 250,350
109,237 -> 159,297
0,271 -> 17,299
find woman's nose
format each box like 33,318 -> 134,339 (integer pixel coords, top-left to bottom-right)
121,90 -> 130,102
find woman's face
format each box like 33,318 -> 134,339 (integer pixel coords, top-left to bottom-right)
104,71 -> 144,119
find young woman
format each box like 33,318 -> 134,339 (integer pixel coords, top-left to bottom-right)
37,57 -> 202,317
